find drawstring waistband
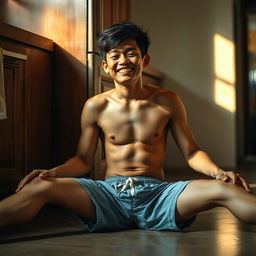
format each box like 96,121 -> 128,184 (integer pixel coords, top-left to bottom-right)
104,176 -> 163,197
115,177 -> 139,196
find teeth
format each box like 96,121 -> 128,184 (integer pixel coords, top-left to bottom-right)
118,68 -> 131,73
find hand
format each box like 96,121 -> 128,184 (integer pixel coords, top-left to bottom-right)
215,170 -> 252,193
16,169 -> 55,192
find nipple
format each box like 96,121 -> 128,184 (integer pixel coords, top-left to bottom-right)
110,135 -> 115,140
154,133 -> 159,138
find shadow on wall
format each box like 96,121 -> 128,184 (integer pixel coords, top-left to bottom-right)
164,75 -> 235,169
53,44 -> 87,166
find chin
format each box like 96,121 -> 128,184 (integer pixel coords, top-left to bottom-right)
116,78 -> 133,85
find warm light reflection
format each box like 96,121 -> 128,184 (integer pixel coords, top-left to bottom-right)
214,34 -> 236,112
216,209 -> 239,255
7,0 -> 86,64
215,79 -> 235,112
42,8 -> 86,64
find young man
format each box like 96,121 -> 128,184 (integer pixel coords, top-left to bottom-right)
0,22 -> 255,231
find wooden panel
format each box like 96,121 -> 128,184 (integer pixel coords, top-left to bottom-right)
0,36 -> 53,172
0,56 -> 25,193
102,0 -> 130,29
25,46 -> 52,172
0,23 -> 53,52
112,0 -> 130,24
0,28 -> 53,195
102,0 -> 113,30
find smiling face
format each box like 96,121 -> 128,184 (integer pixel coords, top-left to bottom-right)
102,39 -> 150,87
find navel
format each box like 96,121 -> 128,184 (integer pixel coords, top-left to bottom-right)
110,135 -> 115,140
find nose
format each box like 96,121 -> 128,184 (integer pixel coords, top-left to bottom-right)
119,54 -> 129,64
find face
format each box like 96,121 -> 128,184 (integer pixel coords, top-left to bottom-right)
102,39 -> 150,87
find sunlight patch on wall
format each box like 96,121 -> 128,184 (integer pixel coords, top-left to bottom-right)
214,34 -> 236,112
215,79 -> 235,112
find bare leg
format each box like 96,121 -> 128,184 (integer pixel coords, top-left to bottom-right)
0,177 -> 96,227
176,179 -> 256,224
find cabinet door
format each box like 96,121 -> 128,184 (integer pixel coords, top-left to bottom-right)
0,56 -> 25,195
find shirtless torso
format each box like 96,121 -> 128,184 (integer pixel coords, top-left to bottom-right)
91,87 -> 170,179
83,86 -> 197,180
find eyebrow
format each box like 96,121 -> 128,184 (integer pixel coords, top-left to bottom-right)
109,47 -> 137,54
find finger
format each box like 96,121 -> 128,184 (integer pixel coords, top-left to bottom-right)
222,175 -> 230,182
38,171 -> 47,178
220,172 -> 232,183
16,170 -> 41,192
226,171 -> 238,185
238,175 -> 252,193
39,170 -> 52,179
216,172 -> 228,182
16,176 -> 31,192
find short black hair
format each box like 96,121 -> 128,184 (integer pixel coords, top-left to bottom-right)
97,21 -> 150,61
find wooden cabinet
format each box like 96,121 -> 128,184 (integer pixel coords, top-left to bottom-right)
0,24 -> 53,196
0,56 -> 25,193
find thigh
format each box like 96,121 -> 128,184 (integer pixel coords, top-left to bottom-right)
30,177 -> 96,221
176,179 -> 225,223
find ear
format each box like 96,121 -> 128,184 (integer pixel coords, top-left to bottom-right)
143,54 -> 150,67
102,61 -> 109,73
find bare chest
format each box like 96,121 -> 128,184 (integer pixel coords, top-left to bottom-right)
98,101 -> 171,144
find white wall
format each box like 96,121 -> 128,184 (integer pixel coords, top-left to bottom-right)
131,0 -> 236,168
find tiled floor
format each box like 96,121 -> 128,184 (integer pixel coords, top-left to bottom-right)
0,165 -> 256,256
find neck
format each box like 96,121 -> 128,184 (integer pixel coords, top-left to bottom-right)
114,78 -> 146,100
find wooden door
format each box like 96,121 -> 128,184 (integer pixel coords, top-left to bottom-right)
0,55 -> 25,194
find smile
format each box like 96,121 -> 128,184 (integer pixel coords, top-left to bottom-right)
117,67 -> 133,73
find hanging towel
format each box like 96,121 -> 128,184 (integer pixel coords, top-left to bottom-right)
0,48 -> 7,120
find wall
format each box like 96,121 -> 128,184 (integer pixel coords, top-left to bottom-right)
0,0 -> 87,63
0,0 -> 88,165
131,0 -> 236,168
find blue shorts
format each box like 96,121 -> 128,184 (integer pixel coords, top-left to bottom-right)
74,176 -> 196,232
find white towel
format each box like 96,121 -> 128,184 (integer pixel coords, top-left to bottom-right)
0,48 -> 7,120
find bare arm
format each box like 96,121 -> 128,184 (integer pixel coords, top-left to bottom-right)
169,93 -> 251,192
48,98 -> 100,178
169,92 -> 199,162
16,98 -> 101,191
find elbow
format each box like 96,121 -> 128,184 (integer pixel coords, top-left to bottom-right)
186,147 -> 200,162
76,155 -> 93,173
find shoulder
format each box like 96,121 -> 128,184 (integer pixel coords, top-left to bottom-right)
151,87 -> 182,108
82,91 -> 112,114
80,92 -> 111,126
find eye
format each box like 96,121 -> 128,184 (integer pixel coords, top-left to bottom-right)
127,52 -> 136,57
110,55 -> 119,60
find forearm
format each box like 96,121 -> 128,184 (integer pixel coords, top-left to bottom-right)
187,150 -> 223,178
50,156 -> 91,178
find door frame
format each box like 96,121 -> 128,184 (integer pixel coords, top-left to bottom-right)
234,0 -> 256,164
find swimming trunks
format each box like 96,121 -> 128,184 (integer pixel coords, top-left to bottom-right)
73,176 -> 196,232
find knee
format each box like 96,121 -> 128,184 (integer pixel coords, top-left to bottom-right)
22,177 -> 54,198
209,179 -> 234,201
